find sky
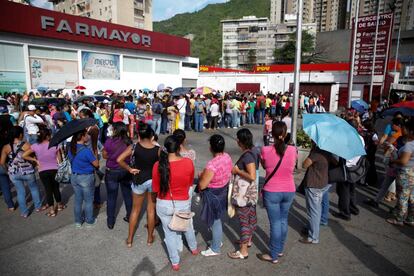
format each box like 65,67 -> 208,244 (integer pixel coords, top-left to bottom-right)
28,0 -> 229,22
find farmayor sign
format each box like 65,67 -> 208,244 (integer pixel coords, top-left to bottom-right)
41,16 -> 152,47
0,1 -> 190,57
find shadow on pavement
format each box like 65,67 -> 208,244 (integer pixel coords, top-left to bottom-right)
330,220 -> 410,276
132,256 -> 156,276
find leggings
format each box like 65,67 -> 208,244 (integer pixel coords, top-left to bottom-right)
237,205 -> 257,243
39,169 -> 62,206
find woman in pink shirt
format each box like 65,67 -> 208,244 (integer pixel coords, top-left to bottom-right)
198,134 -> 233,257
258,121 -> 297,264
22,125 -> 65,217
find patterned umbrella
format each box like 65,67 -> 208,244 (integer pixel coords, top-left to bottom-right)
194,86 -> 215,95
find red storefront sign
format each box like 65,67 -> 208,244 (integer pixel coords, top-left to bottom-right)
350,13 -> 393,76
0,1 -> 190,57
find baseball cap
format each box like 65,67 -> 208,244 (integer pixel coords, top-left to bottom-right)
28,105 -> 36,111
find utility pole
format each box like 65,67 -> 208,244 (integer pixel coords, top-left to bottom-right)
368,0 -> 381,102
348,0 -> 361,108
291,0 -> 303,145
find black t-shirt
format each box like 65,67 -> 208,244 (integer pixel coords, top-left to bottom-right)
132,143 -> 159,185
236,150 -> 257,172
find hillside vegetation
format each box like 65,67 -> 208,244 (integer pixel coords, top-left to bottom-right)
153,0 -> 270,65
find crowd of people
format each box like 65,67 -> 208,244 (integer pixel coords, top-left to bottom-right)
0,88 -> 413,271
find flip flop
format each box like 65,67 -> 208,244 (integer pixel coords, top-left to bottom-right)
46,211 -> 57,217
57,204 -> 67,211
256,253 -> 279,264
35,206 -> 48,212
386,218 -> 404,226
125,239 -> 133,248
228,251 -> 248,260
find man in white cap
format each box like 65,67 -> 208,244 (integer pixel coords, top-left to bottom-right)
22,105 -> 44,144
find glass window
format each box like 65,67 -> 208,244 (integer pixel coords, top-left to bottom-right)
182,62 -> 198,69
29,47 -> 77,60
155,60 -> 179,74
0,43 -> 25,71
123,56 -> 152,73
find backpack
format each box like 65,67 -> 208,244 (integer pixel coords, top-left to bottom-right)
346,156 -> 368,184
196,102 -> 204,113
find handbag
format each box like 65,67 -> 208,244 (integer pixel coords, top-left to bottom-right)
168,184 -> 195,232
230,151 -> 258,207
227,180 -> 236,218
56,146 -> 87,184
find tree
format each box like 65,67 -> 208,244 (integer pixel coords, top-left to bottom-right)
274,30 -> 323,64
247,49 -> 257,70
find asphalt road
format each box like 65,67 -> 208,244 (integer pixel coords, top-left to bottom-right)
0,123 -> 413,276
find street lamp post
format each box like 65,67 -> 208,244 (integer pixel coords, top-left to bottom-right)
348,0 -> 360,108
291,0 -> 303,145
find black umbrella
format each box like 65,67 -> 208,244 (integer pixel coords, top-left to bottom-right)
94,90 -> 104,95
49,118 -> 97,148
171,87 -> 190,97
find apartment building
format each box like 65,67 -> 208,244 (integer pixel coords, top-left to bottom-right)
313,0 -> 347,32
349,0 -> 414,31
270,0 -> 315,24
221,16 -> 316,69
48,0 -> 152,31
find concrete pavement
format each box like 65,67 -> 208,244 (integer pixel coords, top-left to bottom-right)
0,124 -> 413,276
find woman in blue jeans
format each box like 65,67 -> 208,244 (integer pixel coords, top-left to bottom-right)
152,135 -> 198,271
68,129 -> 99,228
102,122 -> 132,229
198,134 -> 233,257
259,121 -> 297,263
0,126 -> 45,217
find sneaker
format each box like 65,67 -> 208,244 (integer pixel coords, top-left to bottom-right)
75,223 -> 82,228
191,248 -> 200,256
233,127 -> 237,129
201,248 -> 220,257
207,240 -> 223,248
85,219 -> 97,228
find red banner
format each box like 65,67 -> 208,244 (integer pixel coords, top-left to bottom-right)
0,1 -> 190,57
350,13 -> 393,76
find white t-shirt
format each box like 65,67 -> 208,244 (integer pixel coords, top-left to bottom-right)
177,98 -> 186,114
24,114 -> 44,135
210,103 -> 220,117
123,108 -> 131,125
282,116 -> 292,133
346,135 -> 365,167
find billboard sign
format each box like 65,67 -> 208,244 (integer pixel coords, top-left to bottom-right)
30,58 -> 78,88
81,51 -> 120,80
0,71 -> 26,93
351,13 -> 393,76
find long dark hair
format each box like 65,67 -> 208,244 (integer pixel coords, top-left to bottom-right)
272,121 -> 287,156
70,129 -> 87,156
173,129 -> 186,146
112,122 -> 131,145
37,124 -> 51,143
236,128 -> 253,149
158,135 -> 180,197
138,122 -> 154,140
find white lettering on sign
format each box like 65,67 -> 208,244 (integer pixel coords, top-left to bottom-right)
40,16 -> 151,47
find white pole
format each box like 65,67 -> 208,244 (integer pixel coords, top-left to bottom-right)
291,0 -> 303,145
394,23 -> 401,74
368,0 -> 380,102
348,0 -> 360,108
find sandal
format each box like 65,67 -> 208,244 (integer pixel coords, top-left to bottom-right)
35,205 -> 48,212
57,204 -> 67,211
147,234 -> 155,246
386,218 -> 404,226
8,207 -> 15,212
46,211 -> 57,217
125,239 -> 133,248
228,251 -> 248,260
20,213 -> 29,218
256,253 -> 279,264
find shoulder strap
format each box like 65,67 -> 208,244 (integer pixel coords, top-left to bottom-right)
263,146 -> 286,186
10,142 -> 24,162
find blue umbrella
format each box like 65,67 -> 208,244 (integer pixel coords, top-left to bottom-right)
142,88 -> 150,93
351,99 -> 368,113
171,87 -> 190,97
36,85 -> 48,92
157,83 -> 165,91
303,114 -> 366,160
382,107 -> 414,117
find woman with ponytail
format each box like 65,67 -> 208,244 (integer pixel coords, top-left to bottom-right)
258,121 -> 297,264
152,135 -> 198,271
117,122 -> 159,247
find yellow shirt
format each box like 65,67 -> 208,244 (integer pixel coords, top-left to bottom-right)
266,98 -> 272,108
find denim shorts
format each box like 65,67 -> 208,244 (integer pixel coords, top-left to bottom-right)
131,179 -> 152,195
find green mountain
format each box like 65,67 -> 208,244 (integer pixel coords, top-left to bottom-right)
153,0 -> 270,65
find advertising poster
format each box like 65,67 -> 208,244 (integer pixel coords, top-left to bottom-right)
81,51 -> 120,80
30,58 -> 78,89
0,71 -> 27,93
